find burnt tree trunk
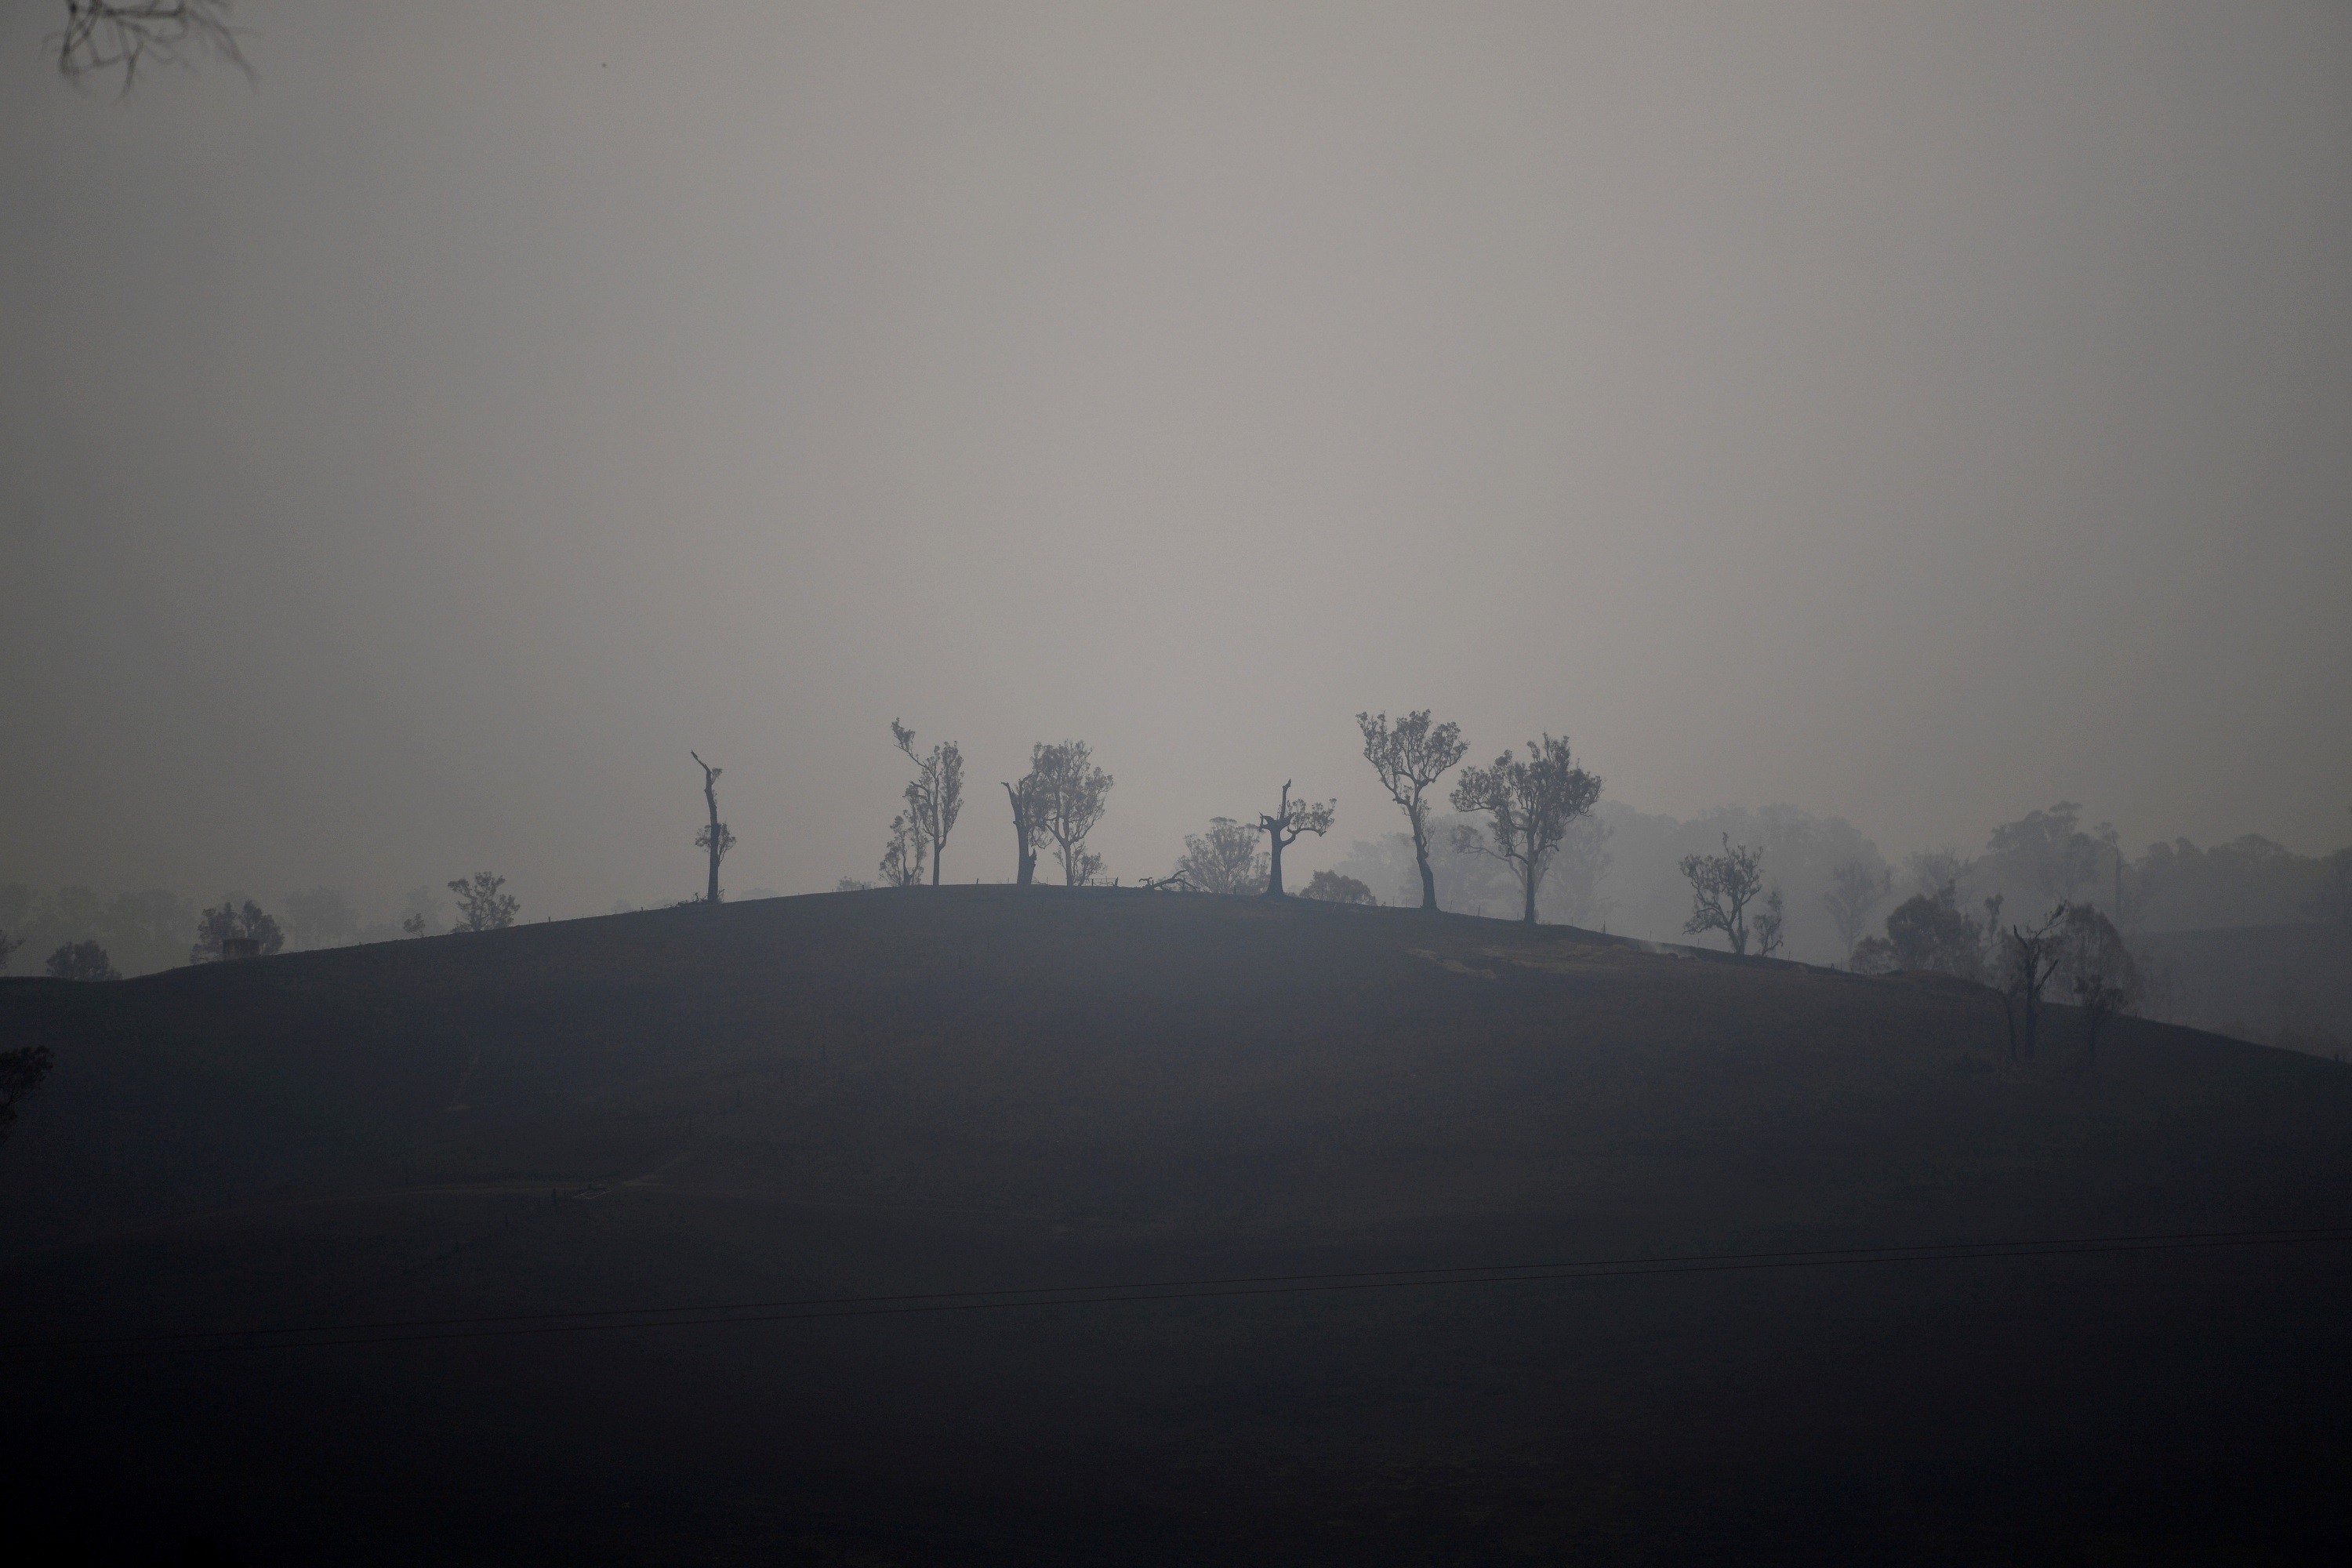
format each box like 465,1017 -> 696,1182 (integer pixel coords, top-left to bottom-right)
1005,782 -> 1036,887
697,757 -> 724,906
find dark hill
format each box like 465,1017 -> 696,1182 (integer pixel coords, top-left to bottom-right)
5,887 -> 2351,1564
2129,920 -> 2352,1054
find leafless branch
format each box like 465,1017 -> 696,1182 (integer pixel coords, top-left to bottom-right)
54,2 -> 253,96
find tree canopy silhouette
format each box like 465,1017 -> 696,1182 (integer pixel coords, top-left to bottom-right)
45,940 -> 119,981
1257,782 -> 1336,898
448,873 -> 519,933
1679,835 -> 1766,954
1356,710 -> 1468,913
1450,735 -> 1601,925
1299,869 -> 1377,906
891,722 -> 964,887
1025,741 -> 1112,887
191,897 -> 282,963
1173,818 -> 1267,896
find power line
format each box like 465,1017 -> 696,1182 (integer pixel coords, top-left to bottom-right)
12,1224 -> 2349,1366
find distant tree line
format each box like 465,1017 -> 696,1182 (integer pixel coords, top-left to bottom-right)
843,708 -> 1599,924
4,737 -> 2340,980
0,874 -> 509,981
1845,881 -> 2140,1065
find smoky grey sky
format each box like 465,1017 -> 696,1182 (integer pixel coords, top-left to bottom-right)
2,1 -> 2347,920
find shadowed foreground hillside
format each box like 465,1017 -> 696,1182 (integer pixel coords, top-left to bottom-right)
5,887 -> 2351,1564
2131,921 -> 2352,1056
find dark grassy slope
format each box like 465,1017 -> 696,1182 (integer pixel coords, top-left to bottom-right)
5,887 -> 2351,1565
2131,921 -> 2352,1053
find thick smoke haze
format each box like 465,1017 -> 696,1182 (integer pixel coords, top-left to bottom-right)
2,2 -> 2347,925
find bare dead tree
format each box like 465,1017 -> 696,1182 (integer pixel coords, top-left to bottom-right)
891,721 -> 964,887
1679,835 -> 1766,953
1450,735 -> 1602,925
1822,861 -> 1891,953
1258,782 -> 1337,898
1356,710 -> 1468,913
1998,906 -> 2071,1062
1002,779 -> 1040,886
53,2 -> 252,93
1173,818 -> 1268,895
691,751 -> 736,905
1025,740 -> 1111,886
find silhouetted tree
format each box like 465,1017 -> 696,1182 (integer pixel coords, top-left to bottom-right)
191,897 -> 283,963
1862,887 -> 1987,981
0,1044 -> 53,1146
396,887 -> 445,938
52,1 -> 250,91
1679,835 -> 1766,953
891,722 -> 964,887
879,812 -> 927,887
447,873 -> 519,933
1299,869 -> 1377,906
1027,741 -> 1112,887
1002,779 -> 1040,886
1755,887 -> 1786,958
1450,735 -> 1602,926
2054,903 -> 2137,1065
1823,861 -> 1891,953
1998,906 -> 2071,1062
0,927 -> 20,973
691,752 -> 737,904
46,939 -> 118,981
1356,710 -> 1468,913
1258,782 -> 1337,898
1173,818 -> 1267,895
